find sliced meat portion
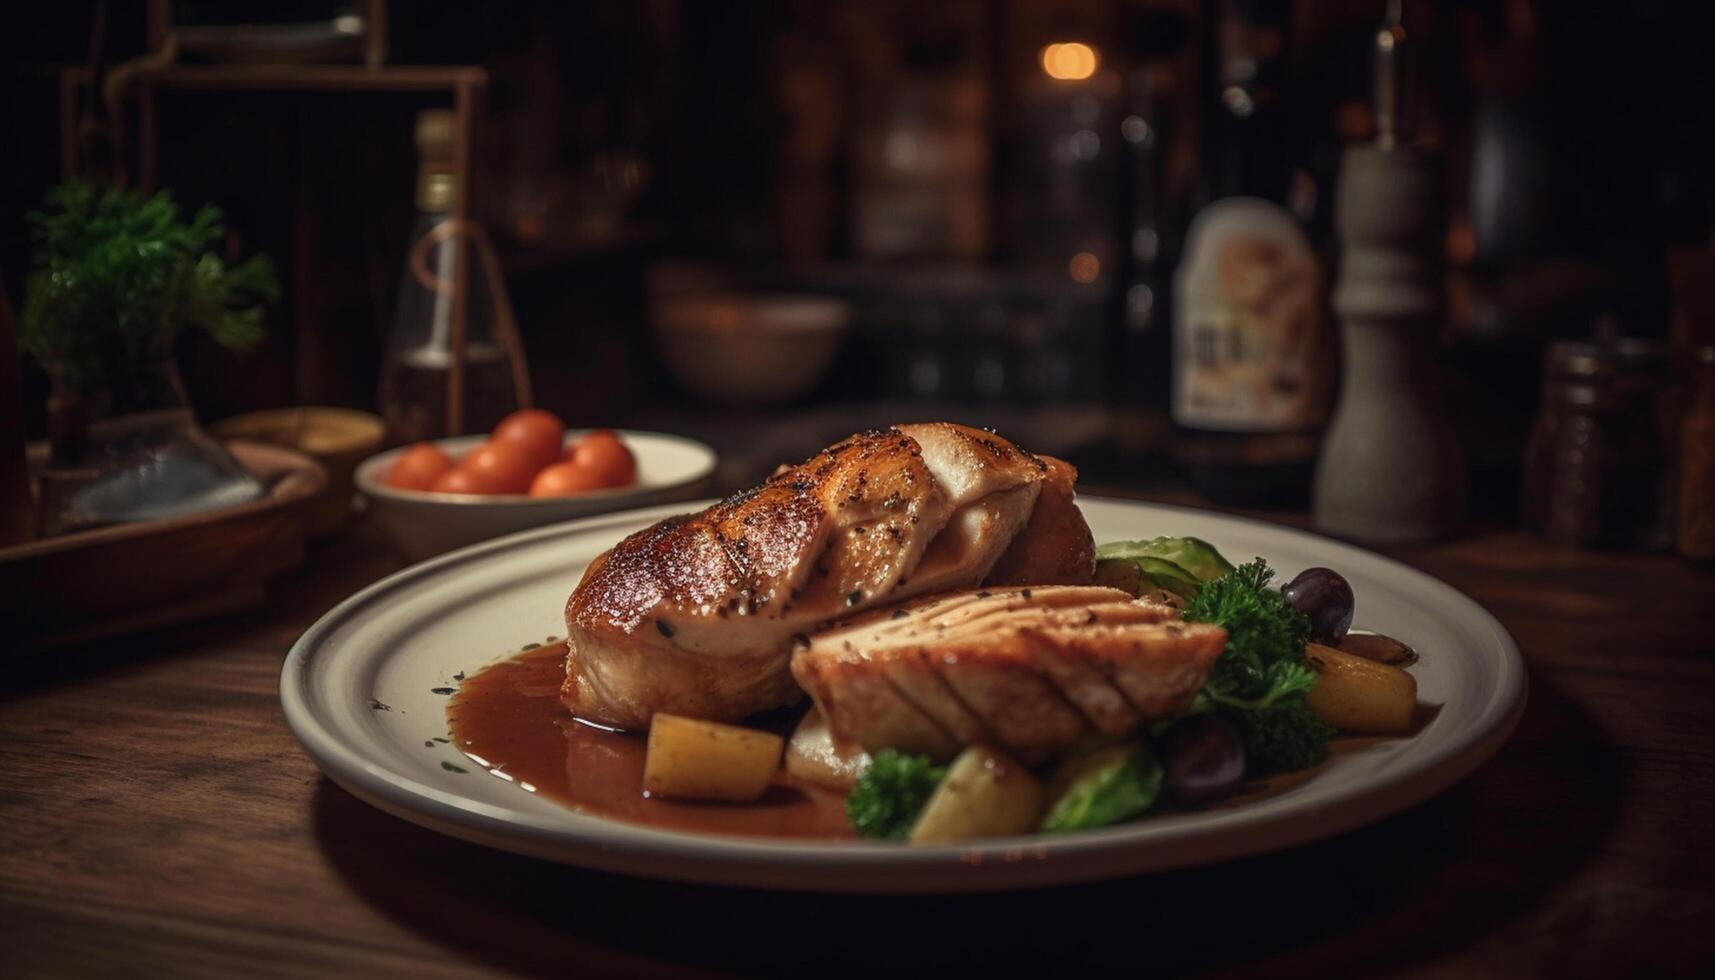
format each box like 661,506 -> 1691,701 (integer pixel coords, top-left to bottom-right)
563,423 -> 1097,730
987,457 -> 1095,588
791,586 -> 1227,762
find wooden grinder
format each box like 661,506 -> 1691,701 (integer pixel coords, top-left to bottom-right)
1313,1 -> 1465,543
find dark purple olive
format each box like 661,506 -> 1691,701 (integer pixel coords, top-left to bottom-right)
1283,566 -> 1355,643
1159,714 -> 1246,803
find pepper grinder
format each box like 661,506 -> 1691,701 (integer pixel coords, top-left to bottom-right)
1312,1 -> 1465,543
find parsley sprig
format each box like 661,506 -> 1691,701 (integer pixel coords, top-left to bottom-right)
19,181 -> 278,406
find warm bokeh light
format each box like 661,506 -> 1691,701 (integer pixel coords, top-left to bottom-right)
1040,42 -> 1098,81
1068,251 -> 1101,283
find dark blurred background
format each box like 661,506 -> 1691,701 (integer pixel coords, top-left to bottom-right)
5,0 -> 1714,520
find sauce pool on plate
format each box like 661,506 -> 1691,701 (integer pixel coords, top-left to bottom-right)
446,643 -> 854,840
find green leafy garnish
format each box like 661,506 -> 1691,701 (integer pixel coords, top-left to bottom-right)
1227,700 -> 1333,775
19,180 -> 278,406
1184,559 -> 1313,703
846,749 -> 947,840
1040,743 -> 1163,833
1182,559 -> 1330,774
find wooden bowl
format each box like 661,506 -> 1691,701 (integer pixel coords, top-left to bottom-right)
2,441 -> 326,653
211,407 -> 385,536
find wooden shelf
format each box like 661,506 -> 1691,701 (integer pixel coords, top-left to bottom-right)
60,63 -> 487,94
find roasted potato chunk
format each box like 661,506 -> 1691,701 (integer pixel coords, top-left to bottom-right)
1305,642 -> 1418,735
908,745 -> 1044,844
643,713 -> 784,802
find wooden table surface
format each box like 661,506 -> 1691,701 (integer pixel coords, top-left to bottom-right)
4,501 -> 1714,978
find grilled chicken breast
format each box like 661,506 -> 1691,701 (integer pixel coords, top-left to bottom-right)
563,423 -> 1096,729
792,586 -> 1227,763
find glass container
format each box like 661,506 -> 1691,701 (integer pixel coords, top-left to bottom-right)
1523,340 -> 1676,549
36,359 -> 262,536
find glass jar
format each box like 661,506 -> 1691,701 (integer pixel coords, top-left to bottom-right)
1522,339 -> 1676,549
36,359 -> 262,536
1679,345 -> 1715,561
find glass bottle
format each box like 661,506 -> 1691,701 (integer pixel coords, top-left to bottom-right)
378,110 -> 520,443
1170,0 -> 1334,506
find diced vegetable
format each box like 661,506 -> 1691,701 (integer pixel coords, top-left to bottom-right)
846,749 -> 946,840
642,713 -> 784,802
785,705 -> 872,791
908,745 -> 1044,844
1097,536 -> 1236,584
1304,643 -> 1417,735
1040,742 -> 1162,832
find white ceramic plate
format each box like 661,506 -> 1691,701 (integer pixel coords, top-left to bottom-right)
282,497 -> 1525,893
355,430 -> 716,559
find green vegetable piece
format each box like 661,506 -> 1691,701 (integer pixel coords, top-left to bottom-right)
1226,699 -> 1333,775
1092,553 -> 1202,600
1181,559 -> 1330,776
1183,559 -> 1313,703
1097,537 -> 1236,583
1131,557 -> 1202,600
1039,743 -> 1163,833
846,749 -> 948,841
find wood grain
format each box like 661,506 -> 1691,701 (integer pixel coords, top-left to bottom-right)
2,507 -> 1713,978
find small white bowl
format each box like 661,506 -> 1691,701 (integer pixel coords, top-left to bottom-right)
356,429 -> 716,560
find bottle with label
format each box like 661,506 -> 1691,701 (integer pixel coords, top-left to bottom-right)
378,110 -> 522,443
1171,0 -> 1333,506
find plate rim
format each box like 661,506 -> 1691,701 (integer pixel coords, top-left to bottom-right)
281,496 -> 1527,893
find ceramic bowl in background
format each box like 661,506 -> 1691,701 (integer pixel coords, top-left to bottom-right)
355,429 -> 716,560
650,293 -> 849,406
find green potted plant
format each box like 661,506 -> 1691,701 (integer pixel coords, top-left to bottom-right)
18,181 -> 280,534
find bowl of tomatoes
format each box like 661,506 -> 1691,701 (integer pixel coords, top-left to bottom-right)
356,410 -> 717,560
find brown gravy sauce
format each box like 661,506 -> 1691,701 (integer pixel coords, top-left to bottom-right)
446,643 -> 854,840
447,643 -> 1382,840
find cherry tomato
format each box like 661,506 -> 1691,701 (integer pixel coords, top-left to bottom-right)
460,440 -> 540,494
429,465 -> 492,495
386,442 -> 454,491
568,431 -> 636,487
529,460 -> 610,497
561,428 -> 620,461
491,409 -> 565,470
